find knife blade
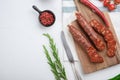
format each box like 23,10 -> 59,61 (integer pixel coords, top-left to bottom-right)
61,31 -> 82,80
61,31 -> 74,63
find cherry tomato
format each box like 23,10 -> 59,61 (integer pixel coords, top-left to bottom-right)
107,3 -> 116,11
104,0 -> 110,7
114,0 -> 120,5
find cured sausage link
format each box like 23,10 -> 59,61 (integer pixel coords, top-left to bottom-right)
90,19 -> 116,57
76,12 -> 105,51
68,25 -> 104,63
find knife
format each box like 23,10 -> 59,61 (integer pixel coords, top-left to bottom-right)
61,31 -> 82,80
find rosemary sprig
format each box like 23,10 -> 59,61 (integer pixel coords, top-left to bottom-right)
43,45 -> 60,80
43,33 -> 67,80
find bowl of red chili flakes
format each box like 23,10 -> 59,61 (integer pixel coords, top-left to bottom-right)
39,10 -> 55,27
33,5 -> 55,27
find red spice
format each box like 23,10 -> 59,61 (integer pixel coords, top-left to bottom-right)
40,11 -> 55,27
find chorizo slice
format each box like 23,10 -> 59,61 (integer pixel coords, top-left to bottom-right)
75,12 -> 105,51
68,25 -> 104,63
89,19 -> 116,57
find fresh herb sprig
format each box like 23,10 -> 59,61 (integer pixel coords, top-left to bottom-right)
43,33 -> 67,80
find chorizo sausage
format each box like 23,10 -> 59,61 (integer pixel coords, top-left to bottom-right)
68,25 -> 104,63
89,19 -> 116,57
76,12 -> 105,51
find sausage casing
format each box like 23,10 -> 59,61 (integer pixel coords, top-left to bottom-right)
68,25 -> 104,63
76,12 -> 105,51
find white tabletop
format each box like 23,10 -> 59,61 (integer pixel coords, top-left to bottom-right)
0,0 -> 120,80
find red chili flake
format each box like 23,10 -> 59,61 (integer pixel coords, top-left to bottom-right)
39,11 -> 55,27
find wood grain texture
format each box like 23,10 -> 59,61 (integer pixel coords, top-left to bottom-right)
70,0 -> 120,74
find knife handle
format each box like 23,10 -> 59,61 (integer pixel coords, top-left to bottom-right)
71,63 -> 83,80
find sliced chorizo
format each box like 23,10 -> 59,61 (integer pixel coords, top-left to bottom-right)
89,19 -> 116,57
68,25 -> 104,63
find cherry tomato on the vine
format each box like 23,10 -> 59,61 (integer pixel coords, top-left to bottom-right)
104,0 -> 110,7
107,3 -> 116,11
114,0 -> 120,5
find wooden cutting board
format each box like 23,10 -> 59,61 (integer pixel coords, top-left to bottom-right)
70,0 -> 120,74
